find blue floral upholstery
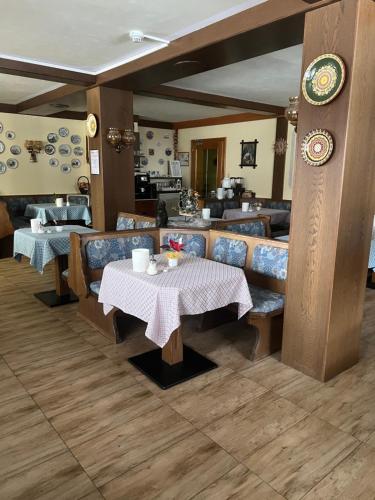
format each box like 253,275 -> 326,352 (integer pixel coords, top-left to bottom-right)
67,195 -> 89,206
86,235 -> 154,269
252,245 -> 288,280
249,284 -> 285,314
224,221 -> 266,237
162,233 -> 206,257
116,217 -> 135,230
89,280 -> 101,295
212,237 -> 247,268
265,200 -> 291,211
136,220 -> 156,229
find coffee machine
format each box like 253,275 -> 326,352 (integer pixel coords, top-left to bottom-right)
135,173 -> 156,199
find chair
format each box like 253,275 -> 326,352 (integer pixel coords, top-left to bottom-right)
216,216 -> 271,238
66,194 -> 90,206
116,212 -> 156,230
160,232 -> 206,257
211,236 -> 248,268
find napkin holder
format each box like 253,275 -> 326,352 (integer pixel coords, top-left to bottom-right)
132,248 -> 150,272
30,218 -> 42,233
55,197 -> 64,207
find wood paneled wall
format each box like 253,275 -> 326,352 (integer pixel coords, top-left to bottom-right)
86,87 -> 135,231
282,0 -> 375,381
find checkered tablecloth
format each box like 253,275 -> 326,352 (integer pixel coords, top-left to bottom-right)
14,225 -> 96,273
24,203 -> 92,225
222,208 -> 290,225
99,255 -> 253,348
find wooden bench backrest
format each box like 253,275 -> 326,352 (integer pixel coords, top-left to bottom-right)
117,211 -> 156,225
68,228 -> 160,297
214,215 -> 272,238
158,228 -> 210,256
208,229 -> 288,294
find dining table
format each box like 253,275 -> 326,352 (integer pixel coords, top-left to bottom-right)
222,207 -> 290,225
14,225 -> 96,307
24,203 -> 92,226
98,254 -> 253,388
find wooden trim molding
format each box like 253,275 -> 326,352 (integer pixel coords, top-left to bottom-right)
138,118 -> 173,130
137,86 -> 284,115
174,112 -> 275,129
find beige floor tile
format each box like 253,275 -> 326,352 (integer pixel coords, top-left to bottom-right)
100,431 -> 238,500
0,451 -> 99,500
0,374 -> 28,404
0,358 -> 14,379
304,444 -> 375,499
203,391 -> 308,461
72,405 -> 195,487
169,370 -> 268,428
51,383 -> 163,448
245,415 -> 359,500
0,395 -> 45,438
193,464 -> 284,500
0,421 -> 67,480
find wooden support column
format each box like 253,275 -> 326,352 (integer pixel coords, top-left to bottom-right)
86,87 -> 135,230
282,0 -> 375,381
271,117 -> 288,200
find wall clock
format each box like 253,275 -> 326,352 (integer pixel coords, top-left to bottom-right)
86,114 -> 98,138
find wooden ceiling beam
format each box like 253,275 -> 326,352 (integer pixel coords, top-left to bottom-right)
97,0 -> 340,90
16,84 -> 83,112
137,85 -> 284,115
0,103 -> 18,113
173,111 -> 275,130
0,57 -> 96,86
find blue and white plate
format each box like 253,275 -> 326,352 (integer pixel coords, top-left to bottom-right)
49,158 -> 59,167
45,144 -> 55,155
59,144 -> 71,156
0,161 -> 6,173
71,135 -> 81,145
59,127 -> 69,137
47,133 -> 58,143
60,164 -> 71,174
73,146 -> 84,156
6,158 -> 18,169
10,145 -> 21,155
5,131 -> 15,140
0,141 -> 5,154
71,158 -> 81,168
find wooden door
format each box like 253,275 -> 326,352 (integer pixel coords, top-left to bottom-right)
191,138 -> 226,196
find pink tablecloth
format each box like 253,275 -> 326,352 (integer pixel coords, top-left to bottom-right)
222,208 -> 290,225
98,256 -> 252,348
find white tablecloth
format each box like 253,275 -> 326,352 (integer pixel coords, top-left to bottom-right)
98,255 -> 252,347
24,203 -> 92,225
222,208 -> 290,225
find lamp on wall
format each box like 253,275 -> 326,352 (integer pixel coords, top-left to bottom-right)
106,127 -> 136,153
24,140 -> 43,162
285,96 -> 299,130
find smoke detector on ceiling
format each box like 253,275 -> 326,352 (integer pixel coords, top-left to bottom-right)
129,30 -> 169,45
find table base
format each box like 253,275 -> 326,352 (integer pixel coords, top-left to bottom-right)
128,345 -> 217,390
34,290 -> 78,307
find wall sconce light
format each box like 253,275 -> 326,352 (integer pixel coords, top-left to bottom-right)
285,96 -> 299,131
106,127 -> 136,153
24,140 -> 43,162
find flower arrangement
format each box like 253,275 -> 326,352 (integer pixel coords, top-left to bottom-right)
161,239 -> 185,265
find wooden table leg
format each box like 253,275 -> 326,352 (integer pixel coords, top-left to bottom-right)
162,328 -> 183,365
54,255 -> 70,296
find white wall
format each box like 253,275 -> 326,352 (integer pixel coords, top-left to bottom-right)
177,118 -> 277,198
138,126 -> 174,176
0,112 -> 89,195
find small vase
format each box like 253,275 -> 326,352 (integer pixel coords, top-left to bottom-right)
168,257 -> 178,268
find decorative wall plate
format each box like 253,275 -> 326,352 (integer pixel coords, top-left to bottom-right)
73,146 -> 83,156
59,127 -> 69,137
301,129 -> 334,166
47,133 -> 58,143
59,144 -> 71,156
302,54 -> 345,106
141,157 -> 148,166
49,158 -> 59,167
0,162 -> 6,174
86,114 -> 97,138
5,131 -> 15,140
146,130 -> 154,139
71,135 -> 81,144
158,158 -> 164,165
60,164 -> 71,174
10,145 -> 21,155
45,144 -> 55,155
0,141 -> 5,153
71,158 -> 81,168
0,123 -> 3,134
6,158 -> 18,169
165,147 -> 172,156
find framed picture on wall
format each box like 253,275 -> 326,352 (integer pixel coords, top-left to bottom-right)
177,151 -> 189,166
239,139 -> 258,168
170,160 -> 182,177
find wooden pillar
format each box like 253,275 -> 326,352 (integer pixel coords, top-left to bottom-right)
282,0 -> 375,381
86,87 -> 135,230
271,117 -> 288,200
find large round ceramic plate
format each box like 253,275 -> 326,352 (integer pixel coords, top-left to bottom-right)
86,114 -> 97,138
45,144 -> 55,155
60,164 -> 71,174
59,144 -> 71,156
59,127 -> 69,137
0,141 -> 5,154
301,129 -> 334,166
10,145 -> 21,155
0,162 -> 6,173
6,158 -> 18,169
302,53 -> 345,106
47,133 -> 58,143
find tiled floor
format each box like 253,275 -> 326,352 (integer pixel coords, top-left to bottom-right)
1,257 -> 375,499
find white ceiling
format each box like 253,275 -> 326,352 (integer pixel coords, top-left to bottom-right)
166,45 -> 303,107
0,0 -> 266,74
0,74 -> 63,105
